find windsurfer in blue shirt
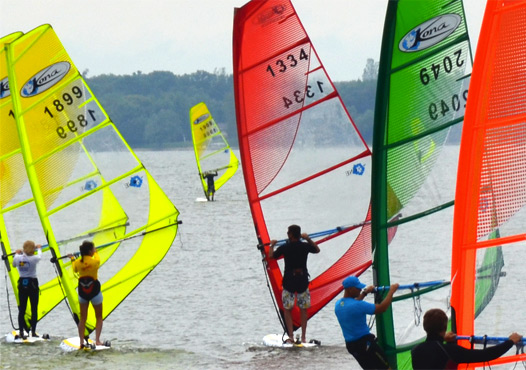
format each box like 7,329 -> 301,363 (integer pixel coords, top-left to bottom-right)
269,224 -> 320,344
12,240 -> 42,339
334,275 -> 399,369
202,171 -> 218,201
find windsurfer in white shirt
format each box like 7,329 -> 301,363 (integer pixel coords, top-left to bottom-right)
12,240 -> 42,339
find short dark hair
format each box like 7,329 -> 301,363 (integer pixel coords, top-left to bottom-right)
423,308 -> 448,335
79,240 -> 95,256
287,225 -> 301,239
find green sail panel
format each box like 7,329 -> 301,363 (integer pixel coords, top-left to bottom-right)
189,102 -> 239,200
372,1 -> 472,368
6,24 -> 180,335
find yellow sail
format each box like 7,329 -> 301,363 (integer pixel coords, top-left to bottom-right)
0,31 -> 39,327
6,24 -> 180,335
1,28 -> 129,334
189,102 -> 238,200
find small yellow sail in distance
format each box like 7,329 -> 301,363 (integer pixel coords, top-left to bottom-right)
189,102 -> 239,200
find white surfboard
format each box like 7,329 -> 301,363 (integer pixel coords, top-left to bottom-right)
262,333 -> 320,348
5,330 -> 49,344
60,336 -> 111,352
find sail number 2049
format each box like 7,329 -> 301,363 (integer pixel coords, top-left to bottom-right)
419,49 -> 464,86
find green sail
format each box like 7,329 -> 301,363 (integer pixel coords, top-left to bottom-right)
372,1 -> 472,367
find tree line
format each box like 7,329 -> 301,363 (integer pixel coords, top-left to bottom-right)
86,66 -> 377,149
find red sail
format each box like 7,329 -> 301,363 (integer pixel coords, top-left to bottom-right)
233,0 -> 372,332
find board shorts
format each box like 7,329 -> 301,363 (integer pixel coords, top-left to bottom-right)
282,288 -> 311,310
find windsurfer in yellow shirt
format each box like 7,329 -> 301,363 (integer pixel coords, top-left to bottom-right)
71,240 -> 103,348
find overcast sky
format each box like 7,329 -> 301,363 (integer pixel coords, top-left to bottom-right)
1,0 -> 486,81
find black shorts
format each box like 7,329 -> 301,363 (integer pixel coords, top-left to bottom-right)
18,277 -> 39,292
346,334 -> 390,369
282,269 -> 309,293
78,277 -> 101,302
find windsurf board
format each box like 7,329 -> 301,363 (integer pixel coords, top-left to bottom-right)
60,336 -> 111,352
262,334 -> 320,348
5,330 -> 49,344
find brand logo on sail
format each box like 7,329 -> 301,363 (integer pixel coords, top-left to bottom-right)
194,113 -> 210,125
254,4 -> 286,26
20,61 -> 71,97
399,14 -> 461,52
0,77 -> 10,99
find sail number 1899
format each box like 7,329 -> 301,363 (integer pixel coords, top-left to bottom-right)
42,86 -> 97,139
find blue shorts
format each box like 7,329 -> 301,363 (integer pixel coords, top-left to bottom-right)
78,291 -> 103,306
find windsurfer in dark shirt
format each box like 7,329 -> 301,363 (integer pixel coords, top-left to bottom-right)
202,171 -> 218,201
411,308 -> 523,369
268,224 -> 320,344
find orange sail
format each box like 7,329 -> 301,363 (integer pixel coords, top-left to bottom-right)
451,0 -> 526,366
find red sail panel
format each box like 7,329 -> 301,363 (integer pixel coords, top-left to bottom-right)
451,0 -> 526,366
233,0 -> 372,331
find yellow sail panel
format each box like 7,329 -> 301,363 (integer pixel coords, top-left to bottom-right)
0,31 -> 25,305
189,102 -> 238,199
7,24 -> 179,335
5,26 -> 100,210
1,31 -> 68,329
93,172 -> 179,321
6,25 -> 129,331
0,32 -> 25,207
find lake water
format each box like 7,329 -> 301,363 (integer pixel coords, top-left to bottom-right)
0,149 -> 361,369
1,149 -> 523,370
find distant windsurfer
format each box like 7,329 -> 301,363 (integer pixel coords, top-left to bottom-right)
334,275 -> 399,369
411,308 -> 523,369
202,171 -> 218,201
268,224 -> 320,344
12,241 -> 42,339
70,241 -> 104,348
